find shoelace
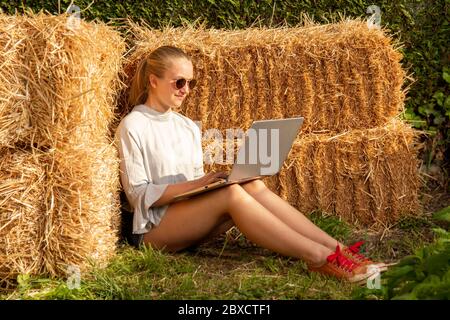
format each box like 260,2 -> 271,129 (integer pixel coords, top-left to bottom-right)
327,245 -> 359,273
345,241 -> 371,264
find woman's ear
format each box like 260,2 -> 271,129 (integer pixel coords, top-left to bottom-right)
149,74 -> 158,89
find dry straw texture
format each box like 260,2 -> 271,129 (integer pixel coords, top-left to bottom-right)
279,119 -> 422,230
0,16 -> 31,148
42,142 -> 121,277
0,13 -> 124,286
0,150 -> 47,288
0,13 -> 124,149
120,18 -> 407,135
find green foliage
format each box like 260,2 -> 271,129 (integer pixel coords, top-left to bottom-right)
308,210 -> 351,242
353,227 -> 450,300
433,206 -> 450,223
392,1 -> 449,170
384,228 -> 450,299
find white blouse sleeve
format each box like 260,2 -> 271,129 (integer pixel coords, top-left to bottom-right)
115,125 -> 168,231
193,123 -> 205,179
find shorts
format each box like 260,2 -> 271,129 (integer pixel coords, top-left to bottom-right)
129,232 -> 144,248
120,206 -> 145,248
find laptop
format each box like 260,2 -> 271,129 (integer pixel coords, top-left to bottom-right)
172,117 -> 304,202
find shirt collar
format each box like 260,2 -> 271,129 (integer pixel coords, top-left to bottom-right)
133,104 -> 173,121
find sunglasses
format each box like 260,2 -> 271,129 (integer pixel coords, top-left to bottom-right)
173,78 -> 197,90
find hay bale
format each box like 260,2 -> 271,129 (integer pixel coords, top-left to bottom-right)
0,16 -> 31,148
120,18 -> 406,134
279,119 -> 422,230
42,141 -> 121,276
0,13 -> 125,148
0,150 -> 47,288
0,143 -> 120,284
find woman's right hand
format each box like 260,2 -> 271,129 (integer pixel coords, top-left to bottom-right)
194,171 -> 228,188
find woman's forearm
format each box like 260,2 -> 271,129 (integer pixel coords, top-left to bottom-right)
152,179 -> 201,207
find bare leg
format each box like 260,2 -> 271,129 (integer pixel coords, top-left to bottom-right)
143,184 -> 332,265
240,179 -> 343,250
199,218 -> 235,244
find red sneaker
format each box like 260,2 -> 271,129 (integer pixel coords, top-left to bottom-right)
343,241 -> 397,272
308,245 -> 380,284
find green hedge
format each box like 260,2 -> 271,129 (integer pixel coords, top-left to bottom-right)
2,0 -> 449,175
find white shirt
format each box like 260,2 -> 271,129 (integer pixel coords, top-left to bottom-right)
115,104 -> 204,234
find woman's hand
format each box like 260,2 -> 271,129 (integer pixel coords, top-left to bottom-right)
194,171 -> 228,188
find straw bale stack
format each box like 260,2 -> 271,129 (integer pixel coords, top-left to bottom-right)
0,13 -> 124,285
118,18 -> 421,230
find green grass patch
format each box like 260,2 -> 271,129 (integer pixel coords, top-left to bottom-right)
308,210 -> 351,242
0,244 -> 357,300
1,207 -> 447,300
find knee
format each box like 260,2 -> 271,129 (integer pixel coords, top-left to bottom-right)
241,179 -> 267,194
224,183 -> 252,205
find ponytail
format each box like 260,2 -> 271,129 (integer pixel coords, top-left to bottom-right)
128,58 -> 149,107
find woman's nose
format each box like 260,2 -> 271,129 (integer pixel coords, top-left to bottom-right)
180,86 -> 189,95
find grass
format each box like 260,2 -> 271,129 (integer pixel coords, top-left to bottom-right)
0,206 -> 444,300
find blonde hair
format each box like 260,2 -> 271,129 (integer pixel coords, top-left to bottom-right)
128,46 -> 191,107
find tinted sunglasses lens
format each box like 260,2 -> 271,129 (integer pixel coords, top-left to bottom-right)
175,78 -> 186,89
188,79 -> 197,89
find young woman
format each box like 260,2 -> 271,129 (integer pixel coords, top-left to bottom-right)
116,45 -> 388,284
